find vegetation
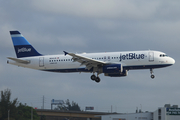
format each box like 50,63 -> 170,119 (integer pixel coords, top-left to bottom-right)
0,88 -> 40,120
0,88 -> 82,120
54,99 -> 81,111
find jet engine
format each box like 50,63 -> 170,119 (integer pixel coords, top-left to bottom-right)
104,70 -> 128,77
103,64 -> 123,73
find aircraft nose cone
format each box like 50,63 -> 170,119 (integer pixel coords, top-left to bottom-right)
172,58 -> 175,64
170,57 -> 175,65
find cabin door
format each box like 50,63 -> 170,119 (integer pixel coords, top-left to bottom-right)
39,57 -> 44,67
149,52 -> 154,62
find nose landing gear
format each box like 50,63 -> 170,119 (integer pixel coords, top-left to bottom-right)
151,74 -> 155,79
150,68 -> 155,79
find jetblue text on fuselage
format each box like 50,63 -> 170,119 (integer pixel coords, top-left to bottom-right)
120,53 -> 145,61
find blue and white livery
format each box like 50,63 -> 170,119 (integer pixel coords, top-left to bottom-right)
7,31 -> 175,83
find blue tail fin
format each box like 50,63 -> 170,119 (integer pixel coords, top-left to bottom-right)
10,31 -> 42,58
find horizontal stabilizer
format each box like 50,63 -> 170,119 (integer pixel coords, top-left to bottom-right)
7,57 -> 30,64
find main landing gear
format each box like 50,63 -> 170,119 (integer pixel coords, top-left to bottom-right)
91,74 -> 101,83
150,68 -> 155,79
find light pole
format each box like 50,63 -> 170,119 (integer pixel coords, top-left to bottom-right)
140,104 -> 142,120
8,110 -> 10,120
140,104 -> 142,112
31,103 -> 33,120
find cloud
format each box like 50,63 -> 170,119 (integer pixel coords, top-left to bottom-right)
0,0 -> 179,113
58,36 -> 87,48
32,0 -> 159,20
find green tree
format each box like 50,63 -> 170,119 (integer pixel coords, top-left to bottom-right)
16,104 -> 40,120
55,99 -> 81,111
0,88 -> 18,119
0,88 -> 40,120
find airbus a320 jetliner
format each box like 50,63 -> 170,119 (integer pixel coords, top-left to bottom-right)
7,31 -> 175,83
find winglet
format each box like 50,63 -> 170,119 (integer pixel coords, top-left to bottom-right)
63,51 -> 69,56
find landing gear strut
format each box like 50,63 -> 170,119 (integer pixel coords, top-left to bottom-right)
150,68 -> 155,79
91,73 -> 101,83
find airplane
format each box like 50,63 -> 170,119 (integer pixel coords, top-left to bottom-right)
7,31 -> 175,83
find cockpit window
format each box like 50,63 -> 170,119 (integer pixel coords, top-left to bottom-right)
160,54 -> 168,57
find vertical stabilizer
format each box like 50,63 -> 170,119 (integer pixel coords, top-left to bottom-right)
10,31 -> 42,58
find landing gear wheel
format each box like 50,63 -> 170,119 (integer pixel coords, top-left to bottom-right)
91,75 -> 96,81
90,72 -> 101,83
95,77 -> 101,83
150,68 -> 155,79
151,75 -> 155,79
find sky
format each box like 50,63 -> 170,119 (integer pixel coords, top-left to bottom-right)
0,0 -> 180,113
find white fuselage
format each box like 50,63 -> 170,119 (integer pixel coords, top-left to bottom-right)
8,50 -> 175,74
8,30 -> 175,82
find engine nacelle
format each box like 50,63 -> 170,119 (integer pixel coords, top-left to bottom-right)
103,64 -> 123,73
104,70 -> 128,77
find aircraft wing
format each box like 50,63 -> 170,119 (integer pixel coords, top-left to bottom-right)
7,57 -> 30,64
63,51 -> 106,70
